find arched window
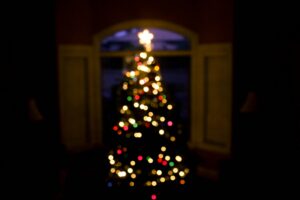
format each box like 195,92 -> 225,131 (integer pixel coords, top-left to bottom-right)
93,20 -> 198,147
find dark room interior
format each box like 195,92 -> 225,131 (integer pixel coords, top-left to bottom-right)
4,0 -> 300,199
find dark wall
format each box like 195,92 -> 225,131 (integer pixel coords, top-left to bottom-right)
229,1 -> 300,197
56,0 -> 233,44
4,2 -> 60,198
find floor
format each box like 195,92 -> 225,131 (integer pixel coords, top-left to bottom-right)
58,149 -> 221,200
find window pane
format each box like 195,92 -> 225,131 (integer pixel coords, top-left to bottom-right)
101,28 -> 190,52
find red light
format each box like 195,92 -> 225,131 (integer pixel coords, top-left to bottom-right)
123,126 -> 129,131
162,160 -> 168,166
112,126 -> 118,131
158,95 -> 163,101
134,95 -> 140,100
138,155 -> 143,161
157,158 -> 162,163
167,121 -> 173,126
117,149 -> 122,155
151,194 -> 157,200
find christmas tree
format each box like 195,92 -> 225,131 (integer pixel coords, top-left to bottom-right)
106,29 -> 190,199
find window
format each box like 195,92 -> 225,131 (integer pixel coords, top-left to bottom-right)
99,27 -> 191,144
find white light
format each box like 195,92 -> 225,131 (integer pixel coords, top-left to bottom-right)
167,104 -> 173,110
140,52 -> 147,59
148,158 -> 154,163
119,121 -> 124,127
122,105 -> 128,111
156,170 -> 162,176
139,79 -> 145,85
170,175 -> 176,181
175,155 -> 183,162
152,121 -> 158,126
151,181 -> 157,186
179,171 -> 185,177
134,132 -> 142,138
159,129 -> 165,135
160,177 -> 166,182
152,90 -> 158,95
134,102 -> 139,107
138,29 -> 154,52
127,168 -> 133,173
138,65 -> 151,73
109,160 -> 115,165
161,146 -> 166,152
128,118 -> 136,124
155,76 -> 161,81
143,86 -> 149,92
152,83 -> 159,89
173,168 -> 179,173
118,171 -> 127,177
160,116 -> 165,122
108,155 -> 114,160
165,155 -> 170,161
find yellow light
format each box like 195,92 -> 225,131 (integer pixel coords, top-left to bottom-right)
167,104 -> 173,110
152,121 -> 158,126
110,168 -> 116,173
170,175 -> 176,181
117,171 -> 127,177
152,169 -> 157,174
165,155 -> 170,161
148,112 -> 153,116
168,170 -> 173,175
159,129 -> 165,135
134,132 -> 142,138
134,102 -> 139,107
161,146 -> 166,152
160,177 -> 166,183
123,83 -> 128,90
144,105 -> 148,110
175,155 -> 182,162
151,181 -> 157,186
158,154 -> 164,159
143,86 -> 149,92
127,168 -> 133,173
140,52 -> 147,59
155,75 -> 161,81
130,161 -> 136,166
160,116 -> 165,122
156,170 -> 162,176
162,99 -> 167,104
131,173 -> 136,179
179,171 -> 185,177
158,87 -> 163,92
154,65 -> 160,71
173,168 -> 179,173
152,90 -> 158,95
126,72 -> 131,77
129,182 -> 135,187
184,168 -> 190,174
146,181 -> 152,186
170,136 -> 176,142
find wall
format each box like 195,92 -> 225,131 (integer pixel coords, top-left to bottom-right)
56,0 -> 233,44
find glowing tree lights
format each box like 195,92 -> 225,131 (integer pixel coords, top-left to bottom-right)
106,29 -> 190,199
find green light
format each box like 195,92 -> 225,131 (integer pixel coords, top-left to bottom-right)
127,96 -> 132,101
146,156 -> 151,160
133,123 -> 138,128
169,161 -> 175,167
